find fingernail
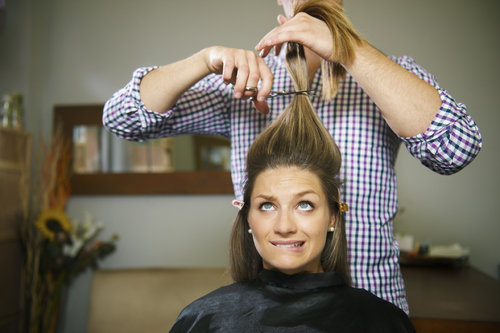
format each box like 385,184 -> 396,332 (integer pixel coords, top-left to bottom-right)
235,92 -> 242,98
259,50 -> 264,57
258,96 -> 265,102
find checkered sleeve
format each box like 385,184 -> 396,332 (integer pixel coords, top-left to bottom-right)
394,56 -> 482,175
103,67 -> 233,142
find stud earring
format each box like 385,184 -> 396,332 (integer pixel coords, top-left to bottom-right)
248,229 -> 252,234
329,227 -> 335,232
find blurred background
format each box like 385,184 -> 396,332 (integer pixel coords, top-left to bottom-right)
1,0 -> 499,332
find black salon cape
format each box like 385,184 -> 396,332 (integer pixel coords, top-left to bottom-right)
170,269 -> 415,332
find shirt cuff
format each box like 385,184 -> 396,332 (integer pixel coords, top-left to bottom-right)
399,87 -> 467,144
127,66 -> 177,139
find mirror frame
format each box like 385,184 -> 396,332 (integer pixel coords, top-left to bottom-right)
53,104 -> 233,195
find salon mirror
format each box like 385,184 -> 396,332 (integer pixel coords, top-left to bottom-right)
54,104 -> 233,195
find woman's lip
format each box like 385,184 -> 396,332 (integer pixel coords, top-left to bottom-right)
271,240 -> 305,248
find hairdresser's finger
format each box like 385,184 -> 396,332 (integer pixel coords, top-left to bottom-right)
256,58 -> 273,102
243,52 -> 261,99
257,44 -> 273,58
255,14 -> 288,58
252,99 -> 270,115
256,25 -> 294,56
255,22 -> 282,57
221,52 -> 236,85
274,15 -> 289,56
232,50 -> 250,99
257,15 -> 304,45
278,14 -> 288,25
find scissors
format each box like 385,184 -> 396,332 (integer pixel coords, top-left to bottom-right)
244,87 -> 315,100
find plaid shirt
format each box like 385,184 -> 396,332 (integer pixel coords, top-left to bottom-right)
103,54 -> 482,313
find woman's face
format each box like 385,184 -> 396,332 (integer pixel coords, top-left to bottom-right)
248,166 -> 334,275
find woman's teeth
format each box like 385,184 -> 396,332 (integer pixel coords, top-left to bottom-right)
275,242 -> 303,248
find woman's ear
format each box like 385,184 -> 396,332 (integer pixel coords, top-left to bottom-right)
329,214 -> 336,229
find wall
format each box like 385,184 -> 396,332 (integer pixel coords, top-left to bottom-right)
1,0 -> 499,332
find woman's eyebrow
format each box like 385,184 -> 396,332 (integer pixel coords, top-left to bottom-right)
253,194 -> 275,201
253,190 -> 319,201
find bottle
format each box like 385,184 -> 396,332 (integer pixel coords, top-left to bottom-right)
0,93 -> 24,130
11,92 -> 24,130
0,94 -> 13,128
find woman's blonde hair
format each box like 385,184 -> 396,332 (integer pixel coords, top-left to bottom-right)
229,0 -> 361,285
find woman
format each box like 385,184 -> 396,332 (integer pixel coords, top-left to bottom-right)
170,1 -> 415,332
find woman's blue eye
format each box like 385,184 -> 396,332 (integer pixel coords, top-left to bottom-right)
298,201 -> 313,211
260,202 -> 274,211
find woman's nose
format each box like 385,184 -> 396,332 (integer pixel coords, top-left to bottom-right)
273,210 -> 297,234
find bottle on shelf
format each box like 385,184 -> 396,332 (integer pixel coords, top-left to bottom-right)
0,92 -> 24,130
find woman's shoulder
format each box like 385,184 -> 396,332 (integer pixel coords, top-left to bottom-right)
170,281 -> 260,332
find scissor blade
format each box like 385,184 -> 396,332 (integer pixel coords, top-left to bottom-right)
269,90 -> 314,97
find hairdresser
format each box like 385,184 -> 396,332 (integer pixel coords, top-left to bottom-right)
103,0 -> 482,313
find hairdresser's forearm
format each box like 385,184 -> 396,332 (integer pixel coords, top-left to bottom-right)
345,42 -> 441,137
140,49 -> 211,114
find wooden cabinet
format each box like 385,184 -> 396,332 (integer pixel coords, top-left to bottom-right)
403,265 -> 500,332
0,128 -> 31,333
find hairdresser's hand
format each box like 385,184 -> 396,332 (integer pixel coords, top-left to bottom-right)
204,46 -> 273,114
255,13 -> 335,63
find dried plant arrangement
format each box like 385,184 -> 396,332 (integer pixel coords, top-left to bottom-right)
21,126 -> 118,333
